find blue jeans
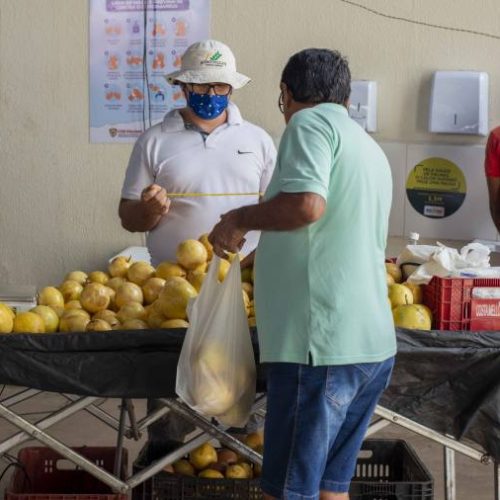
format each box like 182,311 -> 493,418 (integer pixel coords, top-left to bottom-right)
261,357 -> 394,500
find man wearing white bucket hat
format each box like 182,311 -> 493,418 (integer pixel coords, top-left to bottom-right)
119,40 -> 276,450
119,39 -> 276,267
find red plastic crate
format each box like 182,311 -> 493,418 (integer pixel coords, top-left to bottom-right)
423,276 -> 500,331
5,447 -> 128,500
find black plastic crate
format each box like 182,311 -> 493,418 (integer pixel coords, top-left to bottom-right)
131,442 -> 261,500
132,439 -> 433,500
350,439 -> 433,499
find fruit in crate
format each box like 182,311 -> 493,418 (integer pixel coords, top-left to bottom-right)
121,319 -> 148,330
87,271 -> 109,285
65,271 -> 88,285
226,463 -> 250,479
107,277 -> 127,291
142,277 -> 166,304
155,261 -> 186,279
392,304 -> 432,330
241,267 -> 253,284
385,263 -> 402,283
80,283 -> 110,313
86,319 -> 112,332
242,282 -> 253,299
30,305 -> 59,333
189,443 -> 218,470
0,304 -> 14,333
194,261 -> 208,273
216,449 -> 238,467
116,302 -> 146,323
160,318 -> 189,328
244,432 -> 263,450
198,233 -> 214,260
115,282 -> 143,308
199,469 -> 224,479
108,256 -> 131,278
172,459 -> 195,476
59,310 -> 90,332
127,261 -> 155,286
187,270 -> 206,292
388,284 -> 413,308
147,310 -> 167,329
157,277 -> 197,319
59,280 -> 83,302
238,462 -> 253,479
176,239 -> 208,270
0,304 -> 15,319
402,282 -> 423,304
65,300 -> 82,310
93,310 -> 119,328
13,312 -> 45,333
37,286 -> 64,309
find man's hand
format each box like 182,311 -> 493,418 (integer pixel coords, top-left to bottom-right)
141,184 -> 170,217
209,209 -> 247,258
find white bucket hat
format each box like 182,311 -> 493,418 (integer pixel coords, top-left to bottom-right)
165,39 -> 250,90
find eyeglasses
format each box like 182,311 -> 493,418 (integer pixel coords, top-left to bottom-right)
278,90 -> 285,114
187,83 -> 232,96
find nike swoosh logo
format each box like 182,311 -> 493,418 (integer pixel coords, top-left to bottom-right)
237,150 -> 253,154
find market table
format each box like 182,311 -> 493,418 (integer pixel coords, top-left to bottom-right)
0,328 -> 498,498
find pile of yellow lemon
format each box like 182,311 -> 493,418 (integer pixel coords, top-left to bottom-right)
0,234 -> 255,334
385,263 -> 432,330
165,432 -> 263,480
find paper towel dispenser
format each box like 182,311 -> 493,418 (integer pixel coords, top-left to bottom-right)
349,80 -> 377,132
428,71 -> 488,136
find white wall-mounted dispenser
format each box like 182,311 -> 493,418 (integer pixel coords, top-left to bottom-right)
348,80 -> 377,132
428,71 -> 488,136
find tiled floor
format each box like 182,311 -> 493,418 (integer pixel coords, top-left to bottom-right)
0,387 -> 495,499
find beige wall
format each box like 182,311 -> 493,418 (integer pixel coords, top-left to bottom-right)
0,0 -> 499,287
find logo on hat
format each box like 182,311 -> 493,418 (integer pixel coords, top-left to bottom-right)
201,50 -> 226,68
209,51 -> 223,61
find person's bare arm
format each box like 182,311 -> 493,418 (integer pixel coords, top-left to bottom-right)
209,192 -> 325,258
119,184 -> 170,232
238,195 -> 267,269
487,177 -> 500,233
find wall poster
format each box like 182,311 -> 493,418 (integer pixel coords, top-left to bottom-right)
89,0 -> 210,143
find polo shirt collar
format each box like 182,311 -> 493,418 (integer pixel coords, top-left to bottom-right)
161,101 -> 243,133
317,102 -> 349,116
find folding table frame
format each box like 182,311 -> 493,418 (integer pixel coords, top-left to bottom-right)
0,388 -> 498,499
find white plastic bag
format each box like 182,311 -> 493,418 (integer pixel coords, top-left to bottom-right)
176,255 -> 256,427
400,242 -> 491,285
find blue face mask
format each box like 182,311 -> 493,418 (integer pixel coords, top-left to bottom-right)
187,91 -> 229,120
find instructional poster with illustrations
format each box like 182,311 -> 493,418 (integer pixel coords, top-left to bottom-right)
89,0 -> 210,143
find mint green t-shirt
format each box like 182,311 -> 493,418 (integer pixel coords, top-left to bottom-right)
254,103 -> 396,366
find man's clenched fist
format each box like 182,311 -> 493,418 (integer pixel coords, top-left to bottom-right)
141,184 -> 170,216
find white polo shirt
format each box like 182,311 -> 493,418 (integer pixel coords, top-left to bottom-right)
121,102 -> 276,266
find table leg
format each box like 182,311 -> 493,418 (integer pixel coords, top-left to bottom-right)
113,399 -> 127,478
444,446 -> 456,500
495,461 -> 499,500
125,399 -> 141,440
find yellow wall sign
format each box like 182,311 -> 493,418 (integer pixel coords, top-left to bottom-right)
406,157 -> 466,218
